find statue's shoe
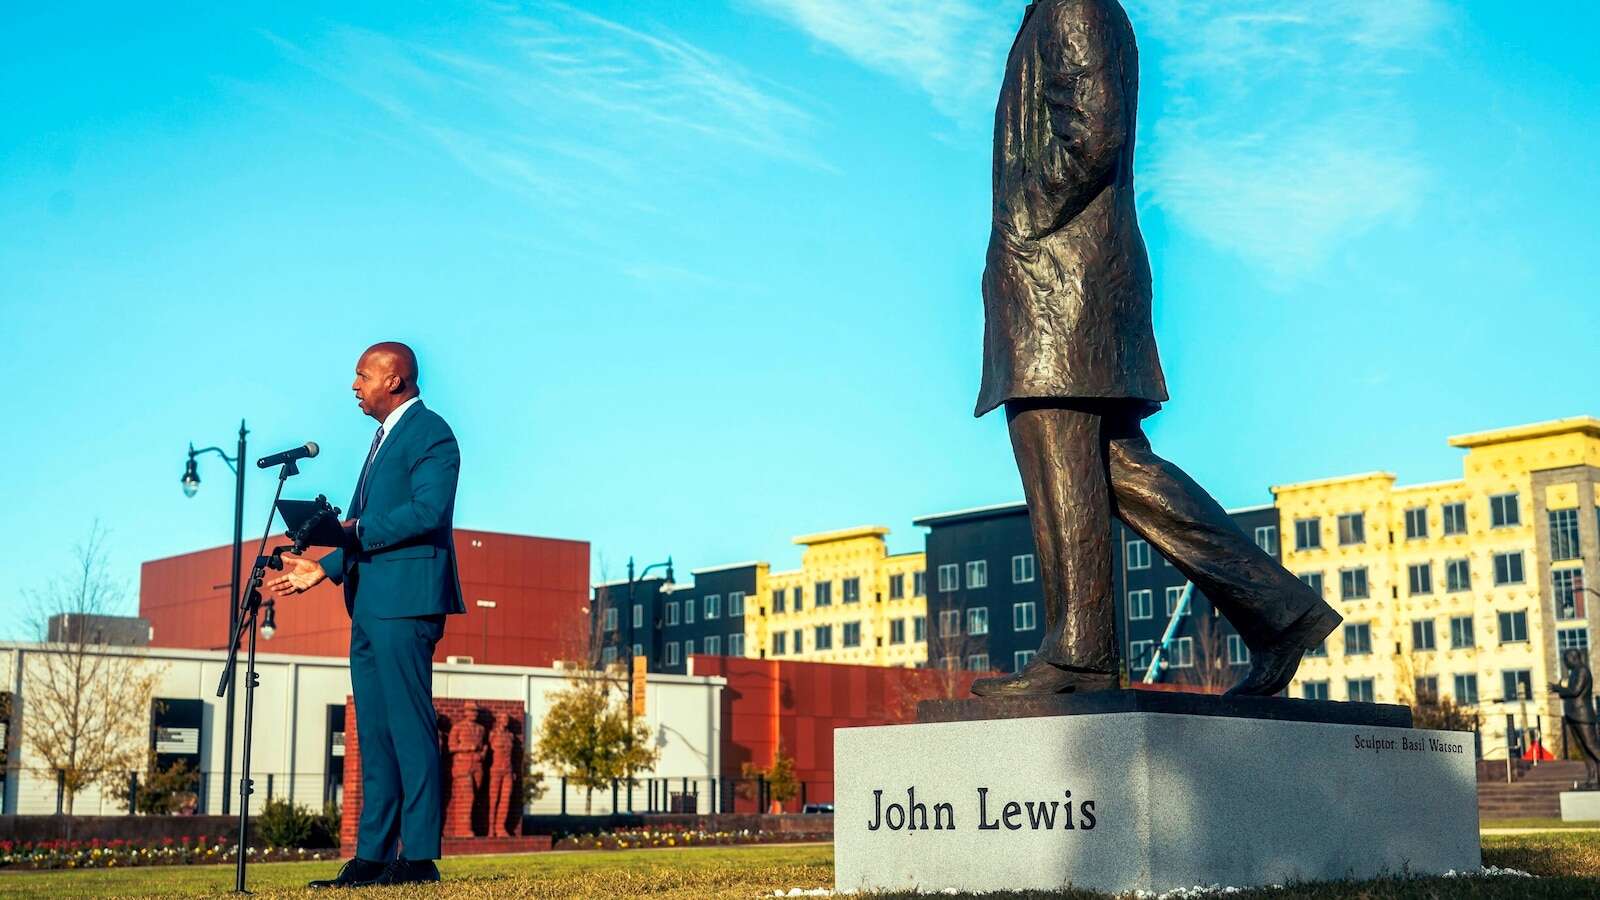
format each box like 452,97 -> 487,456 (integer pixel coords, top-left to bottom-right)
971,658 -> 1118,697
1225,604 -> 1342,698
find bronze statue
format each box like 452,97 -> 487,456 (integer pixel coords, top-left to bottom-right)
487,712 -> 517,838
447,701 -> 487,837
1550,648 -> 1600,787
971,0 -> 1341,698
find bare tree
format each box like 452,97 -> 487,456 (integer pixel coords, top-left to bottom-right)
1176,610 -> 1232,694
22,524 -> 163,820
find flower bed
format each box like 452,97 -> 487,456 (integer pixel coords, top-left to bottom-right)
553,825 -> 829,851
0,836 -> 339,870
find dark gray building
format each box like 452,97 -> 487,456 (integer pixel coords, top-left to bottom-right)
46,613 -> 151,647
915,501 -> 1284,686
593,562 -> 755,676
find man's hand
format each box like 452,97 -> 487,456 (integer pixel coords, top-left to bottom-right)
269,554 -> 328,595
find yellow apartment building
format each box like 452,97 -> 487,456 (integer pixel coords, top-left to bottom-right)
750,526 -> 929,668
1276,417 -> 1600,752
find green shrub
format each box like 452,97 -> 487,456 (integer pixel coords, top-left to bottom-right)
309,801 -> 342,849
257,798 -> 315,848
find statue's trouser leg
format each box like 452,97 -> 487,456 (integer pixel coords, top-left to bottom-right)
1102,412 -> 1333,649
1005,401 -> 1116,672
1576,721 -> 1600,780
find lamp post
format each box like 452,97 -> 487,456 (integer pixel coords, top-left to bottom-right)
476,599 -> 497,662
625,556 -> 673,812
182,420 -> 247,815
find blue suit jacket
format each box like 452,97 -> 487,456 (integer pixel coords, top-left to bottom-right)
319,400 -> 467,619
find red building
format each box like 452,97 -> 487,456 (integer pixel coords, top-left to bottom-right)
139,529 -> 590,667
692,656 -> 981,810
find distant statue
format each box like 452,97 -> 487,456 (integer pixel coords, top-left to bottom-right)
447,701 -> 488,836
969,0 -> 1340,698
486,712 -> 518,838
1550,648 -> 1600,787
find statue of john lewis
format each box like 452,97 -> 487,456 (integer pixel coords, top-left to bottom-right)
971,0 -> 1342,698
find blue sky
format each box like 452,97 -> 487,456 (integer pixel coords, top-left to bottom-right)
2,1 -> 1597,635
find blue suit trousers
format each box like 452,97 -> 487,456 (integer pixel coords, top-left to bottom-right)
349,612 -> 445,861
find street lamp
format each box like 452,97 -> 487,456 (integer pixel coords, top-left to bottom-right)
182,420 -> 248,815
625,555 -> 673,813
476,599 -> 497,662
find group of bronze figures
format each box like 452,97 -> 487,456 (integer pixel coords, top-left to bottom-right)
440,701 -> 522,838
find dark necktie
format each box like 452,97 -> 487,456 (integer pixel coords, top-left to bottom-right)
353,426 -> 384,516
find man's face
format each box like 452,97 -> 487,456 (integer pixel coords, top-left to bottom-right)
351,352 -> 394,419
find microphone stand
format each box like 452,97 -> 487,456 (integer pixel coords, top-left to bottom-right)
215,459 -> 304,894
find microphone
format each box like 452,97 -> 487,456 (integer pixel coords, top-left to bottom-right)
256,442 -> 319,469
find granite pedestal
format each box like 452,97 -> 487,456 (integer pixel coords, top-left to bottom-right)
1561,790 -> 1600,822
834,692 -> 1479,895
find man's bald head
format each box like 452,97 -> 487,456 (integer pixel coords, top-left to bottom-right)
352,341 -> 421,421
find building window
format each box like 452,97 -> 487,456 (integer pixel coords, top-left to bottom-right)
1226,634 -> 1250,666
1557,628 -> 1590,651
1415,676 -> 1439,702
792,586 -> 804,610
814,625 -> 833,650
1347,679 -> 1376,703
1344,623 -> 1372,655
967,654 -> 990,671
967,607 -> 989,636
604,607 -> 618,632
1407,563 -> 1433,596
1254,526 -> 1279,556
1014,650 -> 1036,670
1013,602 -> 1037,631
842,578 -> 861,604
685,639 -> 695,657
1453,674 -> 1478,705
815,581 -> 833,607
1299,572 -> 1324,597
966,560 -> 988,589
1337,512 -> 1366,546
1554,568 -> 1587,620
1550,508 -> 1582,561
1295,518 -> 1322,551
913,571 -> 926,596
889,574 -> 905,599
1445,559 -> 1471,592
1129,640 -> 1153,670
1442,502 -> 1467,536
1164,586 -> 1186,617
1171,637 -> 1194,668
665,601 -> 679,626
729,634 -> 745,656
1493,552 -> 1525,586
1450,615 -> 1475,649
1302,681 -> 1330,701
772,589 -> 786,614
601,646 -> 617,666
842,622 -> 862,648
1404,507 -> 1428,540
1128,589 -> 1154,621
773,632 -> 787,655
631,643 -> 643,658
1305,639 -> 1328,657
1412,619 -> 1436,652
940,656 -> 960,670
1012,554 -> 1036,583
665,642 -> 680,666
1490,493 -> 1520,528
913,616 -> 926,642
728,592 -> 745,616
684,598 -> 696,624
632,605 -> 643,629
938,564 -> 960,593
704,595 -> 721,620
1126,538 -> 1152,570
1497,610 -> 1529,644
704,635 -> 721,656
1340,568 -> 1370,600
1502,669 -> 1532,701
890,619 -> 907,644
793,628 -> 803,652
939,609 -> 962,637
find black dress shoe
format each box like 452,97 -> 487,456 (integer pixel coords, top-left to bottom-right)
308,857 -> 386,889
971,658 -> 1118,697
1225,605 -> 1342,698
370,858 -> 441,886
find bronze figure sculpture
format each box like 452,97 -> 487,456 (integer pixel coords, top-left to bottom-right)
971,0 -> 1341,698
1550,648 -> 1600,787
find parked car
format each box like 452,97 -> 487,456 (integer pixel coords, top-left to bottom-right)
802,803 -> 834,814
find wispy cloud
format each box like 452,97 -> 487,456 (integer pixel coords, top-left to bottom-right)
741,0 -> 1017,118
1127,0 -> 1448,278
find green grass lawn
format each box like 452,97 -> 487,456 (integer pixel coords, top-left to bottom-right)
2,836 -> 1598,899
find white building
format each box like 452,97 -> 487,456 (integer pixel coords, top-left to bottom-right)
0,642 -> 724,817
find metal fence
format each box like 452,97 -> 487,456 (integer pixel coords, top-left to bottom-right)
2,766 -> 337,817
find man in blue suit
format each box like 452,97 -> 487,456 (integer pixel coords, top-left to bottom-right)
271,341 -> 464,888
